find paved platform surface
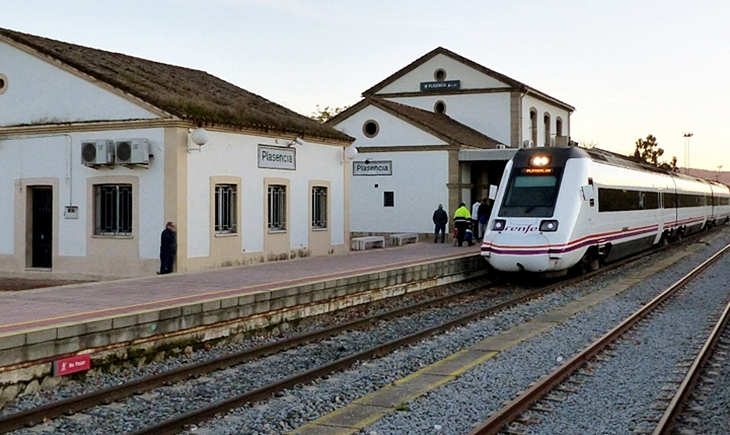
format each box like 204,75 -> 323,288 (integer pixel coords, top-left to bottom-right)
0,243 -> 481,337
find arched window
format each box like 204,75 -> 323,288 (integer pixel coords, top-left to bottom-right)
556,118 -> 563,138
544,113 -> 551,146
529,109 -> 537,147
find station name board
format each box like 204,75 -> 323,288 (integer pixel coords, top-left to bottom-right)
353,160 -> 392,176
420,80 -> 461,91
258,145 -> 296,170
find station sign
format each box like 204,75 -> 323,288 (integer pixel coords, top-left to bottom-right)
53,354 -> 91,376
258,145 -> 296,170
353,160 -> 392,176
420,80 -> 461,91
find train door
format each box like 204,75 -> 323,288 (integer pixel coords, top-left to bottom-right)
30,187 -> 53,268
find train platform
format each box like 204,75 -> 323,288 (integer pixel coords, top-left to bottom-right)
0,242 -> 484,388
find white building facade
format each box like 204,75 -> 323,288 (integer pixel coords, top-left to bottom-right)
0,28 -> 353,280
328,47 -> 574,237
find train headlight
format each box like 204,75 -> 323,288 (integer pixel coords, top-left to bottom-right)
492,219 -> 506,231
539,220 -> 559,232
531,156 -> 550,166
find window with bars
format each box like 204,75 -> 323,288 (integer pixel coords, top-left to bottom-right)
215,184 -> 237,234
311,186 -> 328,229
94,184 -> 132,236
268,184 -> 286,231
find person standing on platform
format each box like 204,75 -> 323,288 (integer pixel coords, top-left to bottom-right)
476,198 -> 491,242
453,203 -> 472,246
159,221 -> 177,275
432,204 -> 448,243
471,199 -> 481,240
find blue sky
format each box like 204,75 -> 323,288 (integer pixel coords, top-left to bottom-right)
2,0 -> 728,170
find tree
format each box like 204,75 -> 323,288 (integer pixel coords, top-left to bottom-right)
579,139 -> 599,149
632,135 -> 678,171
633,134 -> 663,166
310,105 -> 349,123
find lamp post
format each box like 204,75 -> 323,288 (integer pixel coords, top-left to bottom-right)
718,165 -> 723,182
683,133 -> 693,175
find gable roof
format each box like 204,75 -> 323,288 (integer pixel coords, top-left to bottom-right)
362,47 -> 574,112
0,27 -> 352,143
328,97 -> 504,149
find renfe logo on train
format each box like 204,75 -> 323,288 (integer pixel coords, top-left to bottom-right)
53,354 -> 91,376
504,224 -> 539,233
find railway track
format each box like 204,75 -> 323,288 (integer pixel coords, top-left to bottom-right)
654,282 -> 730,435
467,243 -> 730,435
0,230 -> 720,435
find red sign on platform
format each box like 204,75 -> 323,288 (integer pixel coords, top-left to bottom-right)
53,354 -> 91,376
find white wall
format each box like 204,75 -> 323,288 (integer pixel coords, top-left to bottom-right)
523,94 -> 572,147
377,54 -> 510,94
0,41 -> 158,127
0,128 -> 166,258
332,106 -> 451,234
388,93 -> 511,144
336,105 -> 447,147
186,132 -> 346,257
350,150 -> 450,233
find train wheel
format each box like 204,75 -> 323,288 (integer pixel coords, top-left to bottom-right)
572,252 -> 600,275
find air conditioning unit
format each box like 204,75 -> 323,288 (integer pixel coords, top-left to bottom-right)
496,144 -> 507,149
81,140 -> 115,165
522,140 -> 534,148
115,139 -> 150,165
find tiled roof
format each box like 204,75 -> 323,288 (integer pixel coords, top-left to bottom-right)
0,27 -> 353,143
330,97 -> 504,149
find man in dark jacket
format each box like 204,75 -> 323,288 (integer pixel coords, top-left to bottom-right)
159,221 -> 177,274
432,204 -> 448,243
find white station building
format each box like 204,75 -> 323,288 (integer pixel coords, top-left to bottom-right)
0,28 -> 355,280
328,47 -> 575,238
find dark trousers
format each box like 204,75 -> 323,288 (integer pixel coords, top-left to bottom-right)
160,253 -> 175,274
455,221 -> 469,246
434,223 -> 446,243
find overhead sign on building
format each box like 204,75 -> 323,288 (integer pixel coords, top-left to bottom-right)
353,160 -> 392,176
420,80 -> 461,91
258,145 -> 296,170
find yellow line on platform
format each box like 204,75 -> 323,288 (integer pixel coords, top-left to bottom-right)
288,235 -> 719,435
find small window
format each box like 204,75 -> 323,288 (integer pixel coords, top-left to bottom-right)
434,100 -> 446,114
0,74 -> 7,95
94,184 -> 132,236
434,69 -> 447,81
312,186 -> 328,229
268,184 -> 287,231
215,184 -> 237,234
363,120 -> 379,138
384,191 -> 394,207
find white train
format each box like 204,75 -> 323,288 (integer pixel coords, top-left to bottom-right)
481,146 -> 730,276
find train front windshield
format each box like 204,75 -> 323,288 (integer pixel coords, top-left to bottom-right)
500,169 -> 561,217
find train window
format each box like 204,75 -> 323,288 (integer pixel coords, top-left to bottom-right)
598,188 -> 658,212
503,175 -> 558,208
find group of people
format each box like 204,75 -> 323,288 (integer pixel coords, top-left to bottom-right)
159,199 -> 491,275
432,199 -> 491,246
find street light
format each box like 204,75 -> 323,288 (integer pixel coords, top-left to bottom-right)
718,165 -> 724,182
683,133 -> 693,175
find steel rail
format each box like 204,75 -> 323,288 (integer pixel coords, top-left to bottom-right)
467,243 -> 730,435
0,229 -> 715,434
126,242 -> 693,435
0,279 -> 499,433
652,249 -> 730,434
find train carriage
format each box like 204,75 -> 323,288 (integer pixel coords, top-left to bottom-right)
481,146 -> 729,276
